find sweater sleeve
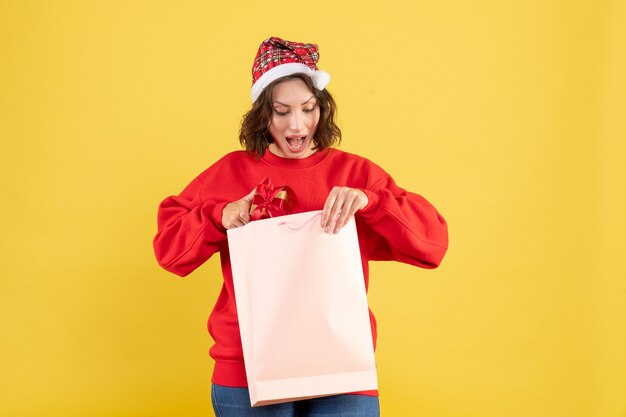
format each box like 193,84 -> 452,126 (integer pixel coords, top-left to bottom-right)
357,170 -> 448,269
153,175 -> 229,277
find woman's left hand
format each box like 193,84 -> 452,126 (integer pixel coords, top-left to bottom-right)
321,186 -> 368,234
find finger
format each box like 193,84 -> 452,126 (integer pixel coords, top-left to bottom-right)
227,213 -> 248,229
334,198 -> 359,233
326,195 -> 346,233
236,205 -> 251,225
244,187 -> 257,203
225,220 -> 241,230
321,190 -> 338,228
334,196 -> 359,233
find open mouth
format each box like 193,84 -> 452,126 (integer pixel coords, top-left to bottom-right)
286,136 -> 307,151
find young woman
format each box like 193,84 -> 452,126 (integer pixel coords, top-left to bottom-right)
154,37 -> 448,417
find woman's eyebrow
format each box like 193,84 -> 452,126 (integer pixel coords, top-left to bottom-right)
272,96 -> 316,107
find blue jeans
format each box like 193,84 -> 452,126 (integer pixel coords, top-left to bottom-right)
211,384 -> 380,417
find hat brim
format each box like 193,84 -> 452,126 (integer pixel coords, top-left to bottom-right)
251,63 -> 330,103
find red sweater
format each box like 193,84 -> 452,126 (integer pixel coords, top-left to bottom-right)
153,148 -> 448,394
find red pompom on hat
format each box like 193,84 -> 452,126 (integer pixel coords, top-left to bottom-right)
251,37 -> 330,103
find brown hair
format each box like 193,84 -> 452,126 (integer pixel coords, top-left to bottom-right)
239,73 -> 341,157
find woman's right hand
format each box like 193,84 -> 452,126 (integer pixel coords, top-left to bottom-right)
221,189 -> 256,229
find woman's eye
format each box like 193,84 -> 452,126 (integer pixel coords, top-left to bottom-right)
273,109 -> 288,116
303,107 -> 315,113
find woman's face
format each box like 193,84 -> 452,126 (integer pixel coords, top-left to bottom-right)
267,78 -> 320,159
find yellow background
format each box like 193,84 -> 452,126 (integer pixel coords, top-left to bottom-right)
1,1 -> 624,416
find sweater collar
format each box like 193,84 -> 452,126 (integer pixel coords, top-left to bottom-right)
262,147 -> 332,169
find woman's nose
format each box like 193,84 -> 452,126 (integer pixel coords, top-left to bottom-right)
289,111 -> 302,130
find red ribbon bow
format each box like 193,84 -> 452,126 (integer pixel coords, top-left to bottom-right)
249,177 -> 299,221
